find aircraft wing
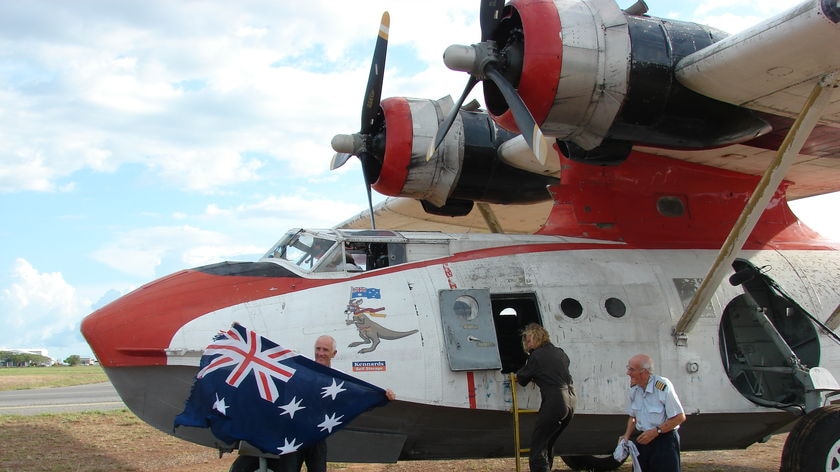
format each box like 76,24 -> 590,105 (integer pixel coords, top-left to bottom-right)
666,0 -> 840,201
675,1 -> 840,126
335,197 -> 552,234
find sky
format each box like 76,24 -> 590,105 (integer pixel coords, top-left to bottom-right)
1,0 -> 838,362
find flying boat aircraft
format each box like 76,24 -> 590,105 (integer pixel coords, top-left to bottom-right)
82,1 -> 840,471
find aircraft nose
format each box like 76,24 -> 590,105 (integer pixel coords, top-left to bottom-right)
81,269 -> 215,367
81,262 -> 304,367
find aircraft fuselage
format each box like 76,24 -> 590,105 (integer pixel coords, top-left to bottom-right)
82,229 -> 840,461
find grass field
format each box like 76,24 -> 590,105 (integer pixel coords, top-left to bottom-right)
0,365 -> 108,391
0,409 -> 786,472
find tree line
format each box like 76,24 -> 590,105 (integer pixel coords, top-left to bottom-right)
0,351 -> 84,366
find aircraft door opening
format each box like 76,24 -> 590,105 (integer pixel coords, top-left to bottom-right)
491,293 -> 543,373
719,259 -> 821,411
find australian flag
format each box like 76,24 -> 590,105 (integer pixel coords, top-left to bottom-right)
174,323 -> 389,455
351,287 -> 381,299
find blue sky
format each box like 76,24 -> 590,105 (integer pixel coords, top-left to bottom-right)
1,0 -> 837,362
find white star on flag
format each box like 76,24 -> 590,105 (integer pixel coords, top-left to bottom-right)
277,437 -> 303,454
321,379 -> 346,400
318,412 -> 344,433
212,394 -> 228,416
278,396 -> 306,418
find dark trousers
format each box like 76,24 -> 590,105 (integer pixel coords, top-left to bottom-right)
529,387 -> 576,472
273,440 -> 327,472
297,439 -> 327,472
634,430 -> 681,472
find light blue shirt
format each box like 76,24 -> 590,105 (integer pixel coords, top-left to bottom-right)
626,374 -> 684,431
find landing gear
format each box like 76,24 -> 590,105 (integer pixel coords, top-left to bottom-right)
560,454 -> 624,471
779,405 -> 840,472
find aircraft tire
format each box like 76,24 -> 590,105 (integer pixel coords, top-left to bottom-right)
228,455 -> 284,472
560,454 -> 624,471
779,404 -> 840,472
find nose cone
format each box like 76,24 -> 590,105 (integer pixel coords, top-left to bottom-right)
81,269 -> 210,367
81,262 -> 301,367
443,44 -> 477,73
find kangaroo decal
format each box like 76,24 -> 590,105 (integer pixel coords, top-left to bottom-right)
344,296 -> 418,354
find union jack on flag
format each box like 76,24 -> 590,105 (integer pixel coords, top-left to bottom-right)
175,323 -> 389,455
197,325 -> 297,402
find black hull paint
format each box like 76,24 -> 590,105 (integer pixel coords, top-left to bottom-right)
104,365 -> 799,462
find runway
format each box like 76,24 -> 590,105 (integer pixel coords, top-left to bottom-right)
0,382 -> 125,415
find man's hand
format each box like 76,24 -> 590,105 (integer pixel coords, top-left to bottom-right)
636,428 -> 659,445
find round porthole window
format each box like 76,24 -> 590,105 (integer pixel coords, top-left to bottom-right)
454,295 -> 479,320
605,297 -> 627,318
560,298 -> 583,319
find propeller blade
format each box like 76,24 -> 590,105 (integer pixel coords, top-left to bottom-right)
426,76 -> 478,161
358,151 -> 377,229
484,66 -> 549,164
480,0 -> 504,42
360,11 -> 390,135
623,0 -> 648,16
364,181 -> 376,229
330,152 -> 352,170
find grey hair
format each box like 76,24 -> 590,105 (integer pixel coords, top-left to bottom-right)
640,355 -> 654,373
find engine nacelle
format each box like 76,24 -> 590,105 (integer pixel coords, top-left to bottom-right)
370,97 -> 557,215
485,0 -> 770,161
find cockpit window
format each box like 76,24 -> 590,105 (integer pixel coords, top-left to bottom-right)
264,231 -> 337,272
263,229 -> 413,274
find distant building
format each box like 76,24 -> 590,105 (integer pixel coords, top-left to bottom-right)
0,348 -> 54,366
0,348 -> 50,358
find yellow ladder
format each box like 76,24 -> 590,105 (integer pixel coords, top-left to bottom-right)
509,373 -> 538,472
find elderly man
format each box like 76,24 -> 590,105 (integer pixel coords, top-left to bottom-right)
293,335 -> 394,472
620,354 -> 686,471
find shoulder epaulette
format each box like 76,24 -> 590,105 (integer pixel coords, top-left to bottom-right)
654,380 -> 667,391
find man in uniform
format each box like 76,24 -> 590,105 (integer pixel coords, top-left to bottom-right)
620,354 -> 686,471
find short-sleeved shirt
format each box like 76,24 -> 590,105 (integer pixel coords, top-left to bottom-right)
626,374 -> 684,431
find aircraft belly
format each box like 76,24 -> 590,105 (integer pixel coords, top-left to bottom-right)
104,364 -> 796,461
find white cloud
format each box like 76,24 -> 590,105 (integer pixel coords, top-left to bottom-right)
0,259 -> 91,354
0,0 -> 479,195
91,225 -> 235,278
88,190 -> 364,278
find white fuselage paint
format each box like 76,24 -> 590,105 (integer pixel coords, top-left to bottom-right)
165,243 -> 840,421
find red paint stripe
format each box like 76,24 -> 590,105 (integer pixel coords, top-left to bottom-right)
467,371 -> 477,409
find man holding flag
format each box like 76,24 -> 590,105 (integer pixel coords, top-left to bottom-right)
297,334 -> 396,471
174,323 -> 391,471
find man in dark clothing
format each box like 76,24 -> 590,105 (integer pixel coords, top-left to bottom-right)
516,323 -> 576,472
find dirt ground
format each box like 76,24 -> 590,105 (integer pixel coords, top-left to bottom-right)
0,410 -> 785,472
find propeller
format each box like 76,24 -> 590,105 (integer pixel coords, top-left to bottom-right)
623,0 -> 648,16
427,0 -> 549,164
330,11 -> 390,229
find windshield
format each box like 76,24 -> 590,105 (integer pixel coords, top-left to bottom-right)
264,230 -> 337,272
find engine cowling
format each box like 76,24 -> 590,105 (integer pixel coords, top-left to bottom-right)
369,97 -> 558,215
484,0 -> 770,162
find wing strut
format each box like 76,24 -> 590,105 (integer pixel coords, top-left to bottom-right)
827,303 -> 840,331
476,202 -> 504,233
673,73 -> 840,345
